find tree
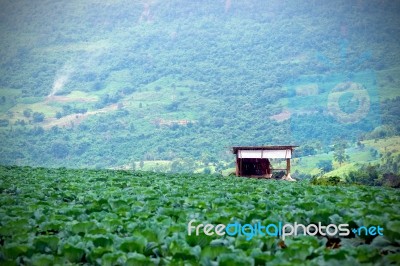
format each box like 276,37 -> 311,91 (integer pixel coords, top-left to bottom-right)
0,119 -> 9,127
30,126 -> 44,135
92,82 -> 103,91
75,142 -> 90,155
14,119 -> 26,126
333,141 -> 349,166
23,109 -> 32,118
297,143 -> 317,157
32,112 -> 45,123
165,101 -> 179,112
51,142 -> 69,159
317,160 -> 333,173
203,167 -> 211,174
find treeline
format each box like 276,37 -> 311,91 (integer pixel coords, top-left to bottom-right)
0,98 -> 398,170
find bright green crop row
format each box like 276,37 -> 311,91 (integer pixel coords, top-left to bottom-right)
0,166 -> 399,265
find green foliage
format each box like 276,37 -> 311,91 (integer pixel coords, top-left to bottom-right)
333,141 -> 350,166
297,144 -> 318,157
0,119 -> 9,127
0,165 -> 399,265
32,112 -> 45,123
0,0 -> 399,169
55,105 -> 88,119
95,93 -> 121,109
165,101 -> 180,112
23,109 -> 32,118
317,160 -> 333,173
310,176 -> 341,186
50,142 -> 69,159
346,160 -> 400,187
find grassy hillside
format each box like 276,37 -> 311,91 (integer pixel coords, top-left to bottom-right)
0,166 -> 399,265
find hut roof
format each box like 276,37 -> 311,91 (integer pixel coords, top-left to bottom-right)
232,145 -> 298,154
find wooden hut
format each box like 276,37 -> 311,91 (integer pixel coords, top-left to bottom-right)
232,146 -> 298,181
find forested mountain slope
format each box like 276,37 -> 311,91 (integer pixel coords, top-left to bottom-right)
0,0 -> 399,169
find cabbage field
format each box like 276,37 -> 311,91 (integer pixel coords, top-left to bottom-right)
0,166 -> 399,265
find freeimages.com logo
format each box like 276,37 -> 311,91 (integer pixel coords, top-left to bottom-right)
187,220 -> 384,240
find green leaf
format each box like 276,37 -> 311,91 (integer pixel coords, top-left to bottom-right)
87,247 -> 113,264
235,235 -> 263,252
218,253 -> 254,266
133,228 -> 160,243
61,243 -> 85,263
93,236 -> 114,248
186,233 -> 212,248
119,237 -> 147,254
39,221 -> 63,233
30,254 -> 54,266
323,249 -> 349,261
108,199 -> 128,211
125,253 -> 154,266
385,253 -> 400,265
201,246 -> 231,260
101,251 -> 124,266
355,245 -> 383,263
2,243 -> 32,260
71,221 -> 96,235
384,221 -> 400,242
251,250 -> 274,265
33,235 -> 59,253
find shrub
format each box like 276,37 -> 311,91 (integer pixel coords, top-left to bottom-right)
310,176 -> 341,186
0,119 -> 9,127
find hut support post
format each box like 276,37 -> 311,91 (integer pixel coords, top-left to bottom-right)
286,158 -> 291,176
235,154 -> 239,176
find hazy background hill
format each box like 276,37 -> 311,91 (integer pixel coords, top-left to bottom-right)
0,0 -> 399,175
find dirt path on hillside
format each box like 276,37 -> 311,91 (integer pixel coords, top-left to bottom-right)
45,95 -> 97,103
43,104 -> 118,129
